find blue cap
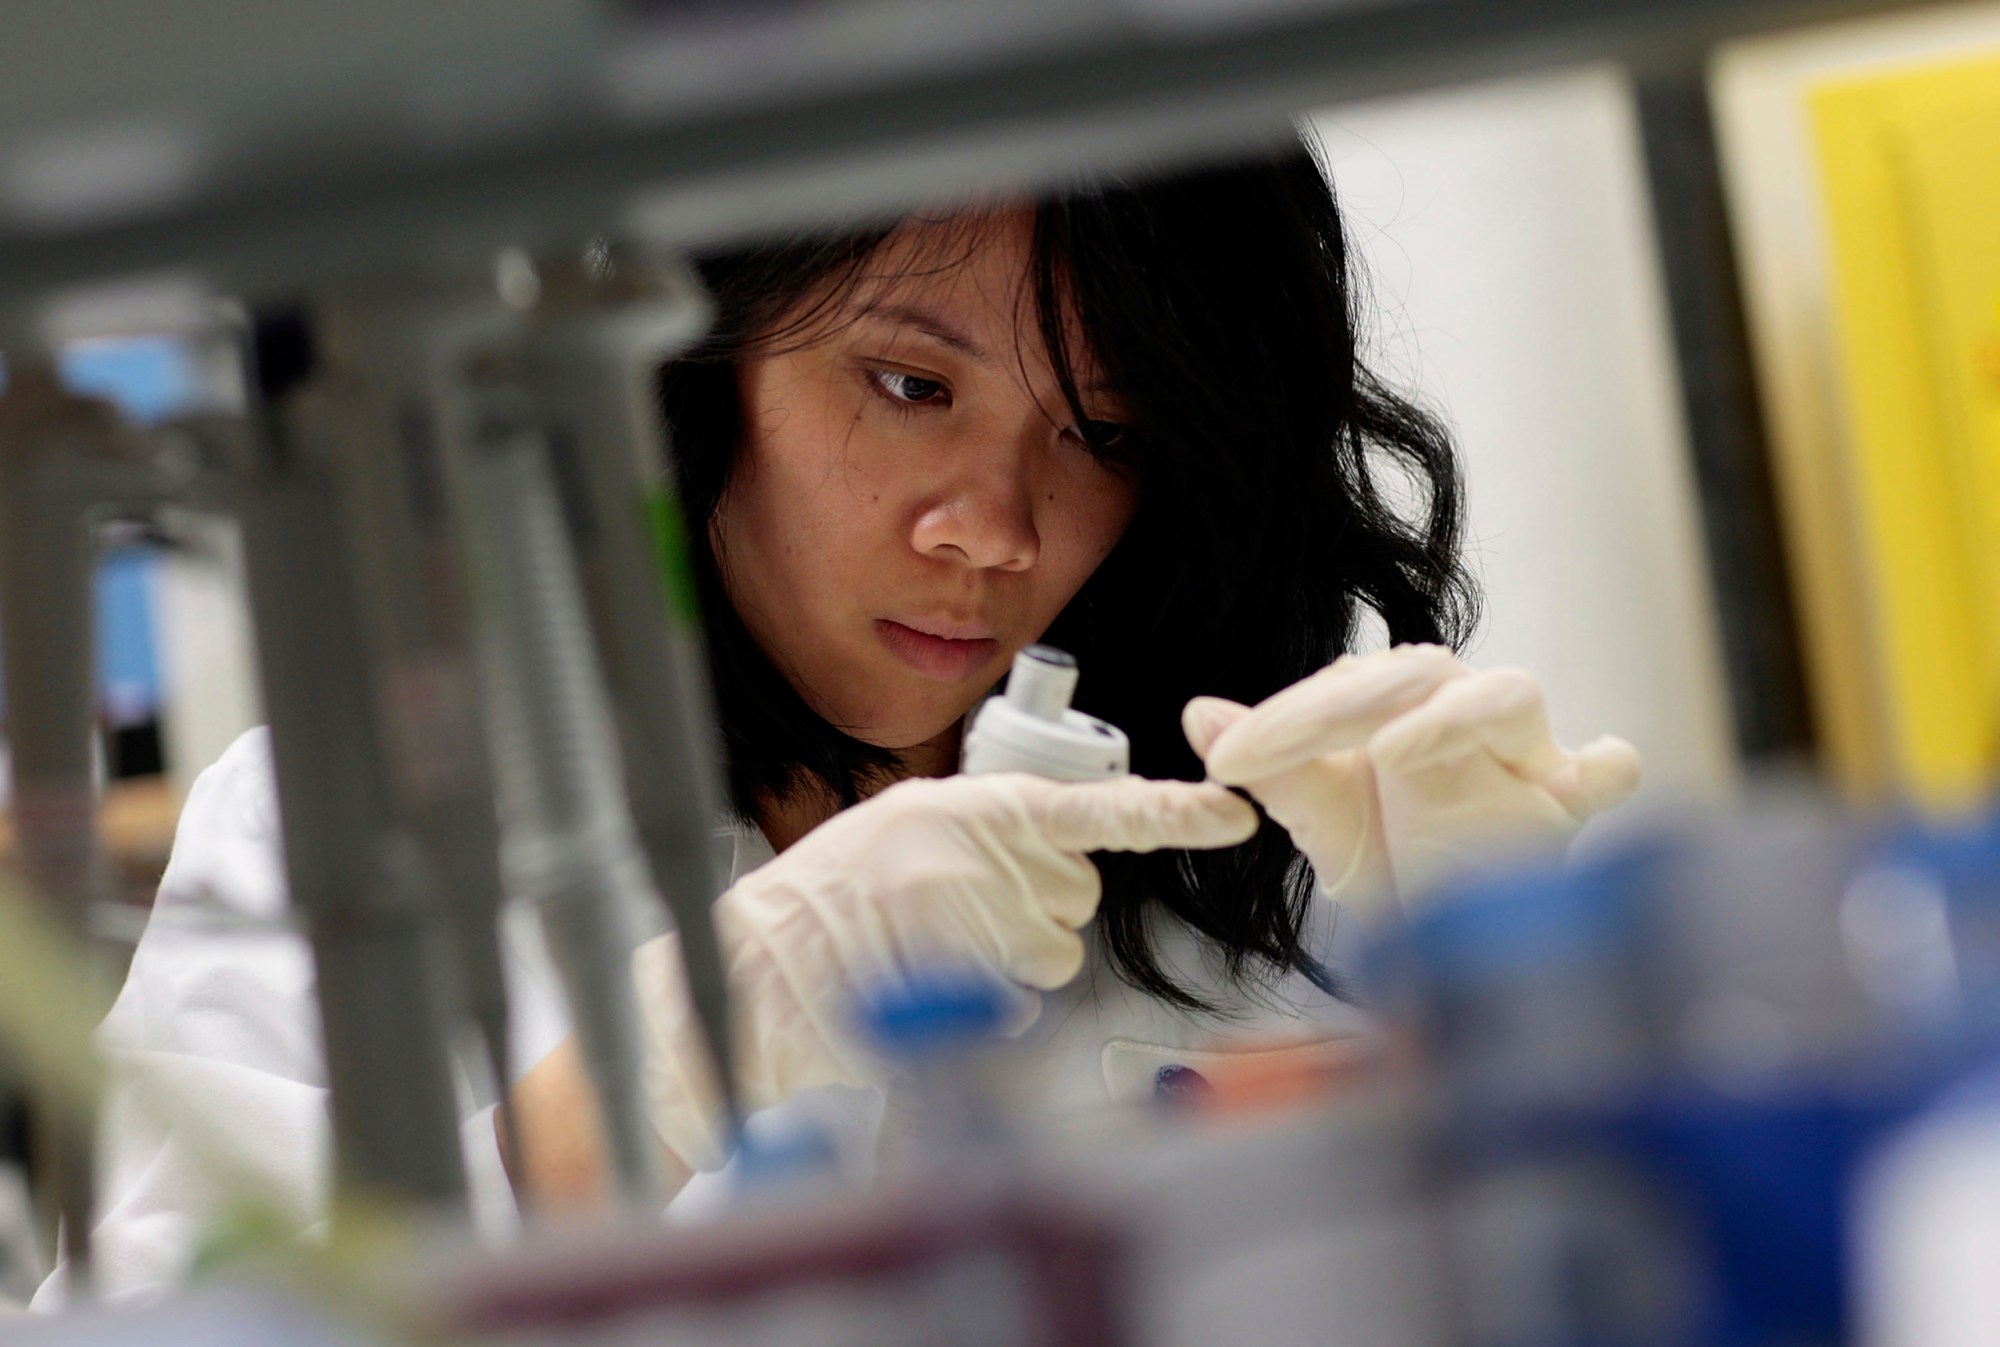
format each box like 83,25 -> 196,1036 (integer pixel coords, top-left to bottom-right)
853,969 -> 1012,1057
1389,843 -> 1666,986
732,1113 -> 840,1193
1877,806 -> 2000,894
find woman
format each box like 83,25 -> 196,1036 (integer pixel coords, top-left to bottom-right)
504,137 -> 1640,1198
57,130 -> 1638,1300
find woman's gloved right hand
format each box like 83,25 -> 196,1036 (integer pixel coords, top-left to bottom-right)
633,771 -> 1257,1172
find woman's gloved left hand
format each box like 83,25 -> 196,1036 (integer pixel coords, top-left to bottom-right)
1183,644 -> 1641,922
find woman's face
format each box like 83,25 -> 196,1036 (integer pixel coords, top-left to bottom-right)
711,208 -> 1139,753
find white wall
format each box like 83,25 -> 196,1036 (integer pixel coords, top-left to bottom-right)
1306,67 -> 1739,802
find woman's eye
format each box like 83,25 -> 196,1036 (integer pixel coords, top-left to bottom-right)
1065,419 -> 1131,458
1078,419 -> 1127,449
869,369 -> 950,407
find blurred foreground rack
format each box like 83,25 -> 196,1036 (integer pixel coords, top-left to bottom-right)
0,0 -> 1951,305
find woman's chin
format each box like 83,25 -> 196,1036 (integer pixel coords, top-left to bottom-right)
846,709 -> 973,759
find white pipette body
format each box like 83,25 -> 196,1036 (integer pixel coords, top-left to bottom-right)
962,645 -> 1129,782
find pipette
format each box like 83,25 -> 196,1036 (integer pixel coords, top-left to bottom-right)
304,289 -> 522,1192
224,310 -> 469,1210
502,248 -> 741,1152
449,384 -> 668,1206
963,645 -> 1130,782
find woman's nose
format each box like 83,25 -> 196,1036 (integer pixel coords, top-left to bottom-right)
908,434 -> 1040,572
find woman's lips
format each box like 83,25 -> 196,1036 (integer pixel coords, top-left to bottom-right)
874,619 -> 1001,682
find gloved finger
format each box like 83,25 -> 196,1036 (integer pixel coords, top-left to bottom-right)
1182,696 -> 1251,759
1031,777 -> 1259,855
1542,735 -> 1643,819
989,921 -> 1090,990
1014,854 -> 1109,936
1367,668 -> 1568,784
1192,698 -> 1373,857
1203,645 -> 1470,785
633,934 -> 734,1168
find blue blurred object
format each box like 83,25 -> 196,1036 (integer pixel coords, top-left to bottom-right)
0,545 -> 165,734
1863,810 -> 2000,1042
731,1110 -> 842,1197
1615,1088 -> 1913,1347
63,338 -> 210,737
853,969 -> 1012,1060
1376,800 -> 2000,1347
94,548 -> 164,729
853,969 -> 1018,1167
1372,847 -> 1668,1120
56,335 -> 208,426
0,337 -> 206,746
1153,1064 -> 1214,1103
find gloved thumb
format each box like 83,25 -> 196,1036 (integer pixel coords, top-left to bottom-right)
1555,735 -> 1643,818
1182,696 -> 1251,760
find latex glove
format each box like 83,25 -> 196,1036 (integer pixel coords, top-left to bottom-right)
1183,645 -> 1640,922
635,771 -> 1257,1170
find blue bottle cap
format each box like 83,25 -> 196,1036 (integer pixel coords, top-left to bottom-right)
854,969 -> 1012,1057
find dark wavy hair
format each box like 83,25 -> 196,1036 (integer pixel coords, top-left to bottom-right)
659,129 -> 1479,1010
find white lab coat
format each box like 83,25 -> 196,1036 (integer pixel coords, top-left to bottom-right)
37,728 -> 1371,1307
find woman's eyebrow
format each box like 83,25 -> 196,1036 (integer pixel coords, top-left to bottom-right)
853,303 -> 987,361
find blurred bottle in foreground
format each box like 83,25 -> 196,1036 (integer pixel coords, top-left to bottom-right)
1370,792 -> 2000,1347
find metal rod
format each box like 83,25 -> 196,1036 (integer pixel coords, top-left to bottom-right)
0,365 -> 113,1294
228,311 -> 469,1211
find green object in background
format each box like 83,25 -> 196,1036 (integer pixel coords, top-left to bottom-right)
645,489 -> 701,629
186,1199 -> 298,1284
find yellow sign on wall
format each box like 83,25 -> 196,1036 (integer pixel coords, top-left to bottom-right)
1812,54 -> 2000,809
